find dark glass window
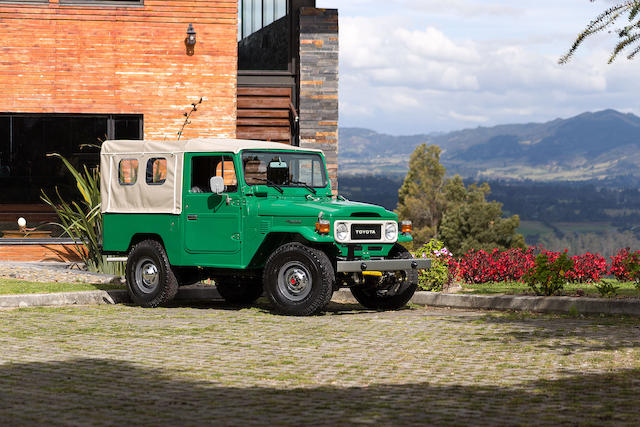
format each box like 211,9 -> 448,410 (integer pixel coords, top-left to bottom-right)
119,159 -> 139,185
242,151 -> 327,188
190,156 -> 237,194
238,0 -> 291,71
114,117 -> 141,140
0,114 -> 142,204
146,158 -> 167,185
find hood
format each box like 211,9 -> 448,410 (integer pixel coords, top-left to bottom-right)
256,198 -> 396,220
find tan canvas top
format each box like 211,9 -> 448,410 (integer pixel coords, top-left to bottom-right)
100,138 -> 323,214
101,138 -> 322,155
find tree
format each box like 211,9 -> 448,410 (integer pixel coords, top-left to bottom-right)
560,1 -> 640,64
439,179 -> 526,257
397,144 -> 447,246
397,144 -> 525,254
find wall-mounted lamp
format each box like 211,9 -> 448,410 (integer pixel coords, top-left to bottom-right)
185,23 -> 197,47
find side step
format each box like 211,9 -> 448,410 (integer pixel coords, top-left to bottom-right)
106,257 -> 128,263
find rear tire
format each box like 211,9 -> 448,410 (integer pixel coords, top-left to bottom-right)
216,276 -> 263,305
350,244 -> 417,310
126,240 -> 178,307
263,243 -> 334,316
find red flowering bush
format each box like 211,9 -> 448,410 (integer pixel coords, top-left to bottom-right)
458,249 -> 494,284
566,252 -> 608,283
452,246 -> 640,287
610,248 -> 640,283
457,248 -> 534,284
494,247 -> 535,282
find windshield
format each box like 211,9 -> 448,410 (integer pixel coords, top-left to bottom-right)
242,151 -> 328,188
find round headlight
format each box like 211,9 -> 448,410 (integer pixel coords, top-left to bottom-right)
336,222 -> 349,242
385,222 -> 397,241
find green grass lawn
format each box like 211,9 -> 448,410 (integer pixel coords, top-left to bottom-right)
0,279 -> 125,295
461,281 -> 640,298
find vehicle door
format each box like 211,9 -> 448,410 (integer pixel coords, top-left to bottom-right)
183,153 -> 241,254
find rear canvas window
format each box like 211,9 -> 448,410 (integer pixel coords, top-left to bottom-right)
118,159 -> 139,185
146,158 -> 167,185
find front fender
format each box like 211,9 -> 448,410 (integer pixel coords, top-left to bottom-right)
268,225 -> 335,243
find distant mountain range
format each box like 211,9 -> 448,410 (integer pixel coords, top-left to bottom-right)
340,109 -> 640,182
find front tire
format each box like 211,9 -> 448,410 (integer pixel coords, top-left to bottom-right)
125,240 -> 178,307
350,244 -> 417,310
263,243 -> 334,316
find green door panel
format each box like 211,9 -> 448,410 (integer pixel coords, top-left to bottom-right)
183,193 -> 241,254
182,153 -> 242,256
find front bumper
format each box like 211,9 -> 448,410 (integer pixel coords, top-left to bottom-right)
336,258 -> 431,273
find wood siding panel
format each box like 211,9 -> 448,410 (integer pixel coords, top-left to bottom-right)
0,204 -> 57,222
0,244 -> 81,262
237,109 -> 289,118
236,86 -> 292,144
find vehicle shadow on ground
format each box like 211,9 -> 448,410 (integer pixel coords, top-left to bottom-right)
165,297 -> 374,316
0,358 -> 638,425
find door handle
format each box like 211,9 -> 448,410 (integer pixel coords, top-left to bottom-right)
187,215 -> 198,221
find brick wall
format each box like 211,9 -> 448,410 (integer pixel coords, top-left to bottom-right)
0,0 -> 238,140
298,8 -> 339,192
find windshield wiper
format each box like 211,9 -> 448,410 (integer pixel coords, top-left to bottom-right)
251,178 -> 284,193
290,180 -> 317,195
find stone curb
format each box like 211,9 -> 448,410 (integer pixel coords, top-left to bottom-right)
0,287 -> 223,309
332,290 -> 640,316
3,287 -> 640,316
0,290 -> 130,309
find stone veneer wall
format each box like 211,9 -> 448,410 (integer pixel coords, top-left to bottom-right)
298,8 -> 339,192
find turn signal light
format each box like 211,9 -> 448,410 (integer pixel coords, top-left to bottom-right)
400,220 -> 413,234
315,219 -> 330,235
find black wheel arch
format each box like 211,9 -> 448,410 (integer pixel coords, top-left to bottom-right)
128,233 -> 166,254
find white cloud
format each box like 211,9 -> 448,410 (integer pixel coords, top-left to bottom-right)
396,0 -> 523,17
317,0 -> 640,133
337,12 -> 639,133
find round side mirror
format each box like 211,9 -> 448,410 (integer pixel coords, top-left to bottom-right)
209,176 -> 225,194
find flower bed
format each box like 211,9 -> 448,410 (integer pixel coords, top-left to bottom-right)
413,242 -> 640,297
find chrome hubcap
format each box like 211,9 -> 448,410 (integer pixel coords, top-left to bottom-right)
277,262 -> 312,302
135,258 -> 159,294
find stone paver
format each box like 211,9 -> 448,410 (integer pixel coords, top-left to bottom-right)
1,302 -> 639,425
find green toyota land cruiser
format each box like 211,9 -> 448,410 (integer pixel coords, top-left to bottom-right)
100,138 -> 429,315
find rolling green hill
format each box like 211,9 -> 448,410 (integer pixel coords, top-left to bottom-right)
340,109 -> 640,182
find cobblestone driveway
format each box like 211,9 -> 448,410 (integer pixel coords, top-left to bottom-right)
1,301 -> 639,426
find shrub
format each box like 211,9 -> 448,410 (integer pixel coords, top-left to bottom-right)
41,154 -> 124,275
610,248 -> 640,283
566,252 -> 608,283
413,239 -> 454,291
494,247 -> 535,282
457,247 -> 534,284
525,250 -> 573,296
594,279 -> 620,298
458,249 -> 494,284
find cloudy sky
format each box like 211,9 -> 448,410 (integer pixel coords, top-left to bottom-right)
316,0 -> 639,134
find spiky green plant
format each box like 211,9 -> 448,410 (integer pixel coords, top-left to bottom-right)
41,154 -> 124,275
561,1 -> 640,64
